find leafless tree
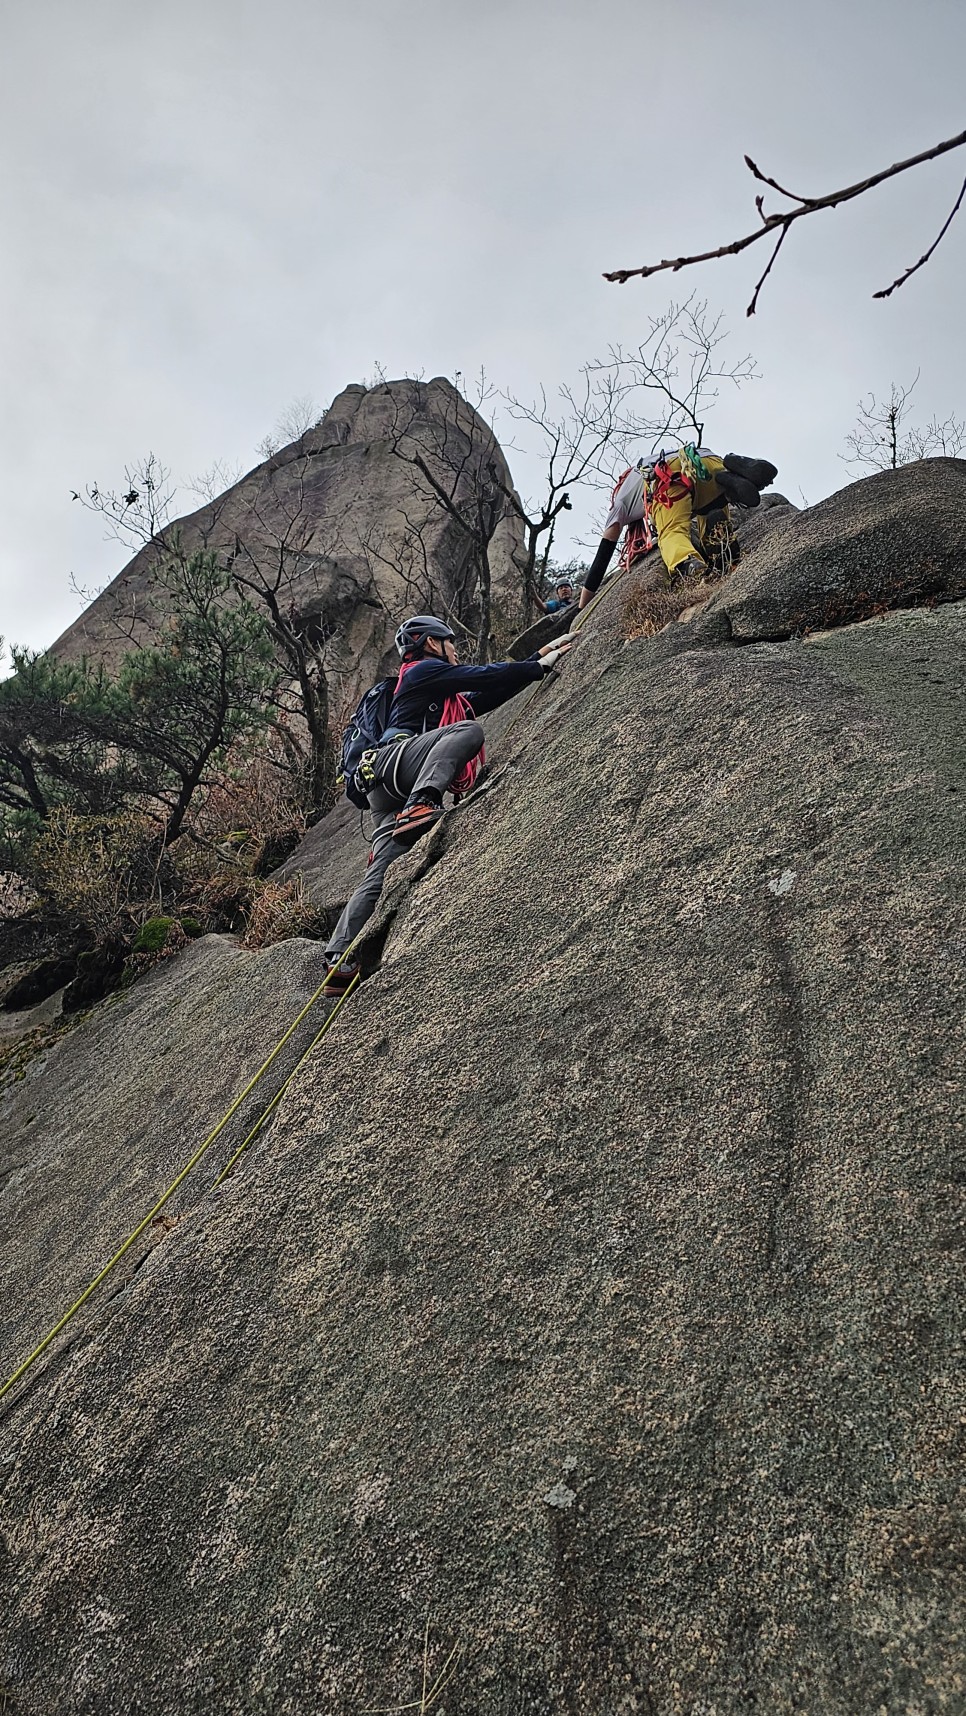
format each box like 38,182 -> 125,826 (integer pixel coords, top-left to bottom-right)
73,453 -> 177,552
604,126 -> 966,315
593,297 -> 758,445
496,368 -> 631,615
497,299 -> 757,617
842,374 -> 966,472
185,459 -> 244,501
254,395 -> 326,461
226,461 -> 350,810
351,507 -> 467,645
73,453 -> 348,814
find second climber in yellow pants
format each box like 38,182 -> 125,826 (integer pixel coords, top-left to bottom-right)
651,450 -> 732,577
578,448 -> 778,607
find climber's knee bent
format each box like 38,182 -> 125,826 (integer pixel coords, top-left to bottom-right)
406,720 -> 484,800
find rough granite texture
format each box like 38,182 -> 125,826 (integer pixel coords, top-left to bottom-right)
706,458 -> 966,639
52,377 -> 528,698
1,937 -> 330,1394
1,463 -> 964,1714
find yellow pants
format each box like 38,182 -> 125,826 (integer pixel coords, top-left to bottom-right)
652,453 -> 732,577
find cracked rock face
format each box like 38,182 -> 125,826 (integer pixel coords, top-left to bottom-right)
2,464 -> 965,1714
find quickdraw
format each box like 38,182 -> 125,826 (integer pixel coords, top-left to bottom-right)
356,746 -> 381,791
679,443 -> 711,484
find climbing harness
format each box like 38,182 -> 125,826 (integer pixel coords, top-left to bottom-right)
651,454 -> 694,513
0,937 -> 363,1407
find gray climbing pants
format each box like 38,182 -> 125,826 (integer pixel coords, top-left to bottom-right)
325,720 -> 484,958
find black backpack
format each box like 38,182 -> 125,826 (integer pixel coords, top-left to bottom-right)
338,677 -> 396,808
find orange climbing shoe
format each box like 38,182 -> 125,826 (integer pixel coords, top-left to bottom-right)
393,798 -> 444,846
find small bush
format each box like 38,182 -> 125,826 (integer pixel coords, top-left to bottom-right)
27,809 -> 162,938
124,919 -> 190,984
192,757 -> 307,868
184,869 -> 258,935
241,878 -> 323,950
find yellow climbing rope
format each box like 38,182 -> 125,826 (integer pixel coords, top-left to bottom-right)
0,940 -> 362,1406
1,567 -> 637,1409
213,971 -> 360,1186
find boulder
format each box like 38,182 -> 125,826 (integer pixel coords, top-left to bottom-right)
507,603 -> 578,660
2,469 -> 965,1714
706,458 -> 966,639
53,378 -> 529,703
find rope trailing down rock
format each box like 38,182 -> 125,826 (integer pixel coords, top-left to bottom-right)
1,564 -> 635,1409
0,941 -> 363,1406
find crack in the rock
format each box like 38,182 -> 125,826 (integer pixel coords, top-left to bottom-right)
722,582 -> 966,649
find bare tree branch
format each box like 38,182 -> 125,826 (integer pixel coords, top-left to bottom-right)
746,224 -> 789,317
874,171 -> 966,298
379,379 -> 510,659
603,127 -> 966,313
588,297 -> 758,449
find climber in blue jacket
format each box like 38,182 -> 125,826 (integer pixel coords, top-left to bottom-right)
536,576 -> 577,615
324,615 -> 572,993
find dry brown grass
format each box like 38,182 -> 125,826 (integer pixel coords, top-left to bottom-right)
620,567 -> 723,641
191,754 -> 307,873
240,876 -> 323,950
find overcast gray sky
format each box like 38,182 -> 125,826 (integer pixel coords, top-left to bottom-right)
2,0 -> 964,651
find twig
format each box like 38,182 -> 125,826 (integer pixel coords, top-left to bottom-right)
365,1639 -> 463,1713
604,126 -> 966,313
747,223 -> 789,317
874,170 -> 966,298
